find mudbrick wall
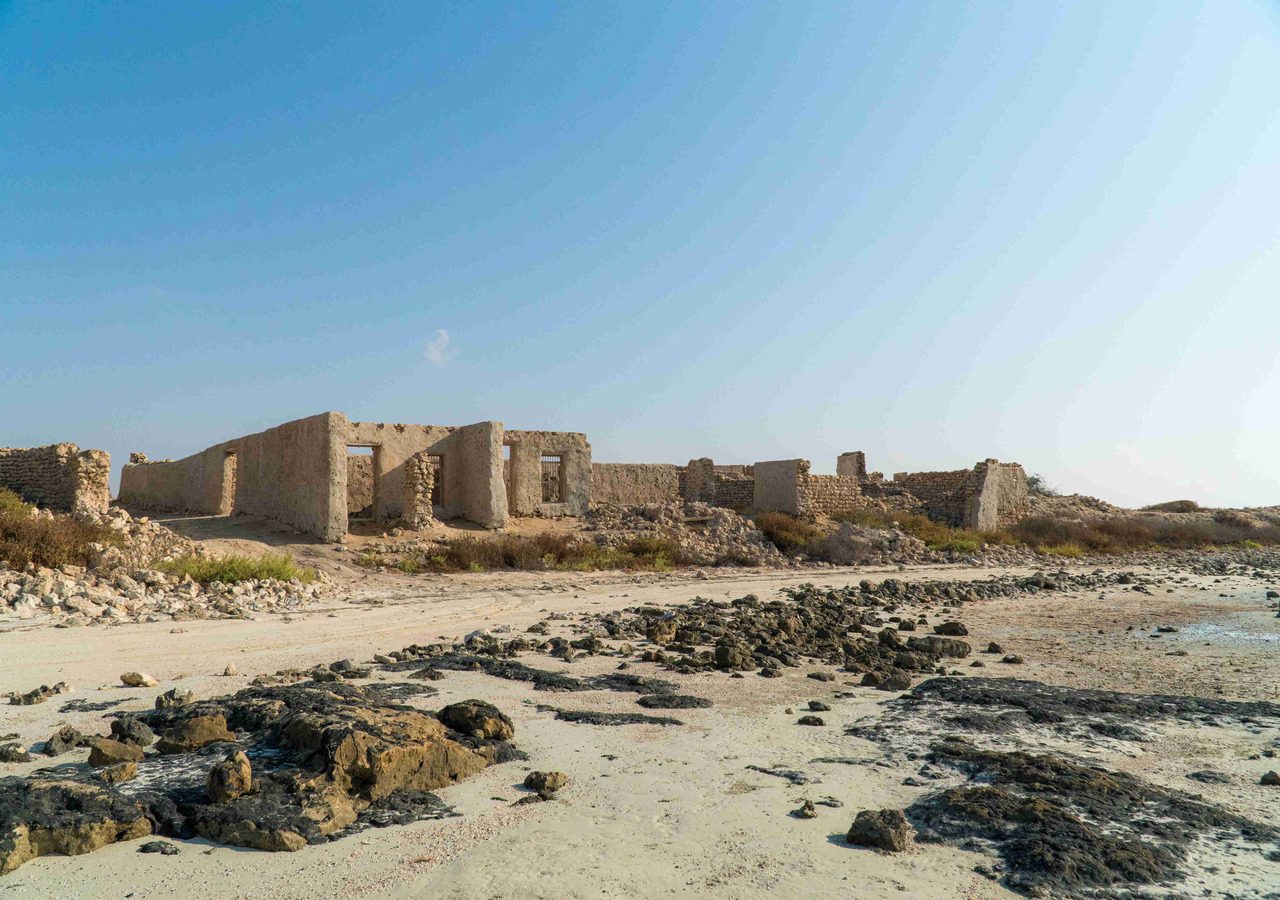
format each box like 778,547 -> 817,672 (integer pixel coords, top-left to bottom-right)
0,444 -> 111,519
591,463 -> 682,505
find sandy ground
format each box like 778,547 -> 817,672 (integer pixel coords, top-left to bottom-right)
2,555 -> 1279,899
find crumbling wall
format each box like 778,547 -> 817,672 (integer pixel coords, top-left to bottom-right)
836,451 -> 867,479
0,444 -> 110,519
591,463 -> 681,505
797,472 -> 860,515
892,469 -> 971,525
964,460 -> 1030,530
506,430 -> 591,517
753,459 -> 807,515
712,471 -> 754,511
344,419 -> 507,528
401,450 -> 436,528
120,412 -> 346,541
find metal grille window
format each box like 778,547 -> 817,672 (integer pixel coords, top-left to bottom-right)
428,455 -> 444,505
540,455 -> 563,502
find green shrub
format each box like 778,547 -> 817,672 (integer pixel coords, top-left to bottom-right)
0,488 -> 123,570
831,508 -> 1010,553
383,533 -> 692,574
157,553 -> 317,584
752,512 -> 825,554
1143,500 -> 1200,513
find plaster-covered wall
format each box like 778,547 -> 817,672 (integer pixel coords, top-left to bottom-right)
590,463 -> 681,506
120,412 -> 346,540
506,430 -> 591,516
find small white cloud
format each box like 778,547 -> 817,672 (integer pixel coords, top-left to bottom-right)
425,329 -> 454,367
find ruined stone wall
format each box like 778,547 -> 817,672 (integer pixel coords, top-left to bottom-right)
120,412 -> 346,541
591,463 -> 681,506
0,444 -> 110,519
505,430 -> 591,517
712,471 -> 754,511
797,472 -> 861,516
891,469 -> 971,525
401,450 -> 436,528
964,460 -> 1030,530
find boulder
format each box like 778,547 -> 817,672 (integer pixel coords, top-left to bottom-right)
155,715 -> 236,754
87,739 -> 143,767
120,672 -> 158,688
847,808 -> 915,852
207,751 -> 252,803
523,771 -> 568,794
437,700 -> 514,741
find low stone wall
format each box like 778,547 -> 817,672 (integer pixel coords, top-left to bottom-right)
591,463 -> 682,505
798,472 -> 860,516
892,469 -> 971,525
713,472 -> 754,511
0,444 -> 110,519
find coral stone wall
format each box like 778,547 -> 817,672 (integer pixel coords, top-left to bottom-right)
891,469 -> 971,525
797,473 -> 861,515
0,444 -> 110,519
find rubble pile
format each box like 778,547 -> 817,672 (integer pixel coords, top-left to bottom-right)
585,502 -> 789,566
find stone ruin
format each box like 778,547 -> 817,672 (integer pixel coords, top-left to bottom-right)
592,451 -> 1029,531
3,413 -> 1028,542
0,444 -> 110,521
118,412 -> 592,541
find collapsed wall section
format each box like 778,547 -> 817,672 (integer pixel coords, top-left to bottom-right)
0,444 -> 110,519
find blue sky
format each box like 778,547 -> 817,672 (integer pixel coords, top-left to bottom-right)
3,1 -> 1278,506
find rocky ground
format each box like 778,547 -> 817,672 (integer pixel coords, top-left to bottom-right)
2,547 -> 1280,898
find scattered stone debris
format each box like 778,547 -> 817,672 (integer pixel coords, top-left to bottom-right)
6,682 -> 69,706
540,707 -> 682,727
0,508 -> 331,625
745,765 -> 818,786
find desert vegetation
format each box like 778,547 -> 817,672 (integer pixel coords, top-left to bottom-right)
156,552 -> 318,584
0,488 -> 122,570
357,533 -> 691,574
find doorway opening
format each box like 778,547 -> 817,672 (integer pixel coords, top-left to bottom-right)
346,445 -> 378,521
427,455 -> 444,508
541,454 -> 563,503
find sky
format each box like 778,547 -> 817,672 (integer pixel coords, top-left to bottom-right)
2,1 -> 1279,507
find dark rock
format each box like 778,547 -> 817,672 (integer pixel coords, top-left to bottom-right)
438,700 -> 515,741
635,694 -> 711,710
138,841 -> 179,855
792,799 -> 817,819
1000,655 -> 1025,665
0,779 -> 153,874
1187,770 -> 1231,784
906,636 -> 971,658
42,726 -> 90,757
933,622 -> 968,636
1262,771 -> 1280,786
807,701 -> 831,712
0,743 -> 31,763
110,717 -> 155,747
797,716 -> 825,727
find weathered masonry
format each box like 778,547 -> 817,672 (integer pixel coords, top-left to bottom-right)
0,444 -> 110,520
591,452 -> 1029,530
118,413 -> 590,541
